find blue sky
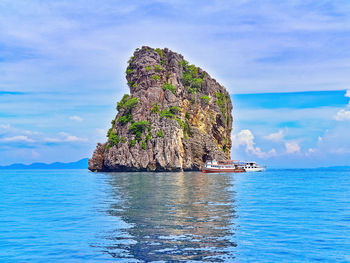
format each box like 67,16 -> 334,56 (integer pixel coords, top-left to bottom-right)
1,0 -> 350,167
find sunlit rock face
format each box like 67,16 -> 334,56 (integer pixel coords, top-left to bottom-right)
89,46 -> 233,172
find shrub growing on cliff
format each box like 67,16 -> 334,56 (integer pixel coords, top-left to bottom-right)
160,109 -> 175,119
192,78 -> 203,89
130,139 -> 136,147
145,66 -> 152,71
156,130 -> 163,138
107,128 -> 113,138
155,48 -> 163,58
162,83 -> 176,94
183,120 -> 191,139
152,75 -> 161,81
150,103 -> 160,113
116,94 -> 130,111
180,60 -> 203,94
118,113 -> 133,125
178,59 -> 188,67
175,118 -> 184,128
169,106 -> 181,114
109,133 -> 119,146
120,137 -> 126,143
154,65 -> 162,72
200,95 -> 210,104
215,92 -> 229,121
127,56 -> 134,64
129,120 -> 150,141
124,97 -> 139,111
145,132 -> 152,141
141,140 -> 146,150
126,68 -> 133,75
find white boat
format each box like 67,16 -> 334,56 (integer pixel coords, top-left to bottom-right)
243,161 -> 266,172
202,160 -> 246,173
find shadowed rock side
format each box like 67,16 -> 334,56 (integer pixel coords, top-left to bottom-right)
89,46 -> 233,172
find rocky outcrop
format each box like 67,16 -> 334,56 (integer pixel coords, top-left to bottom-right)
89,46 -> 233,172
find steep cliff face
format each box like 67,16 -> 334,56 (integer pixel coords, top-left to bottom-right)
89,46 -> 233,172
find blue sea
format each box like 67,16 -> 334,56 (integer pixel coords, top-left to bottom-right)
0,169 -> 349,262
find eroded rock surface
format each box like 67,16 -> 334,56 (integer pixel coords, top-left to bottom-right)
89,46 -> 233,172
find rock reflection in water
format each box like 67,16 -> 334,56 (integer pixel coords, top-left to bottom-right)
101,172 -> 237,262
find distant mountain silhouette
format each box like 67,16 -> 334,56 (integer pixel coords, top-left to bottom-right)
0,158 -> 88,169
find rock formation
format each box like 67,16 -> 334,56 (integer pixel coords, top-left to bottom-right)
89,46 -> 233,172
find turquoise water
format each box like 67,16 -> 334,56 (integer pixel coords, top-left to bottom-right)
0,169 -> 349,262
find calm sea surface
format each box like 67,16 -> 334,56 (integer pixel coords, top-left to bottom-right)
0,169 -> 349,262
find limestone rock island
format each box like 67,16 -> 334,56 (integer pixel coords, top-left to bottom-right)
89,46 -> 233,172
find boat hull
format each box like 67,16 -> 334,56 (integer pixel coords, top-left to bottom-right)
202,168 -> 246,173
245,167 -> 265,172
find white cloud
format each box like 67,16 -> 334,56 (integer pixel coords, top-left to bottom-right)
44,132 -> 87,143
1,135 -> 35,143
263,129 -> 284,141
0,124 -> 11,129
233,129 -> 277,158
69,115 -> 83,122
346,90 -> 350,98
285,141 -> 300,154
334,109 -> 350,121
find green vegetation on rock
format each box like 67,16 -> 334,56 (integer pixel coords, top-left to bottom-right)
150,103 -> 160,113
200,95 -> 210,104
162,83 -> 176,94
183,120 -> 191,139
156,130 -> 163,138
129,120 -> 150,141
120,137 -> 126,143
130,139 -> 136,147
152,75 -> 160,81
124,97 -> 139,110
145,66 -> 152,71
116,94 -> 130,111
160,109 -> 175,119
215,92 -> 229,121
126,68 -> 133,75
116,96 -> 138,125
118,114 -> 133,124
145,132 -> 152,141
179,60 -> 204,94
109,132 -> 119,146
153,65 -> 162,72
155,48 -> 163,58
169,106 -> 181,114
175,118 -> 184,128
141,140 -> 146,150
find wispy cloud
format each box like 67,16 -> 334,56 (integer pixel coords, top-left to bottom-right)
44,132 -> 87,143
69,115 -> 83,122
1,135 -> 35,143
285,141 -> 300,154
263,129 -> 284,141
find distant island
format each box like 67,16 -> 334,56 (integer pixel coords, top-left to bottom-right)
89,46 -> 233,172
0,158 -> 88,170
